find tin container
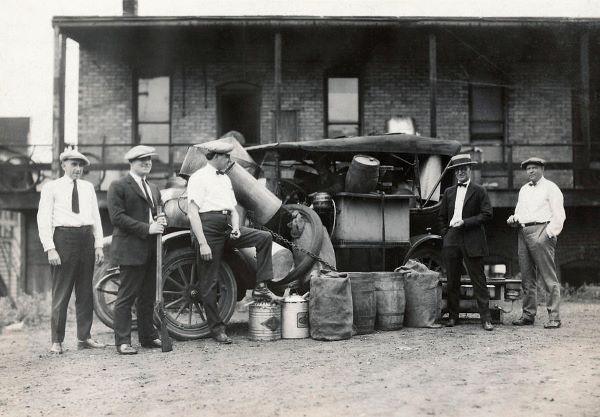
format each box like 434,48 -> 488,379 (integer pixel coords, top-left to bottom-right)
281,293 -> 309,339
249,302 -> 282,341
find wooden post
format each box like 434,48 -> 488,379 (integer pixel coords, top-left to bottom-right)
52,27 -> 66,178
580,31 -> 591,166
274,32 -> 282,143
429,33 -> 437,138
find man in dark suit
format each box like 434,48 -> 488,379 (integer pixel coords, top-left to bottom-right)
107,145 -> 167,354
438,154 -> 494,331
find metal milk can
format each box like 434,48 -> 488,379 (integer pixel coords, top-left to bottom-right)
281,291 -> 310,339
249,301 -> 282,341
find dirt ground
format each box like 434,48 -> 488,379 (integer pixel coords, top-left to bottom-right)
1,302 -> 599,417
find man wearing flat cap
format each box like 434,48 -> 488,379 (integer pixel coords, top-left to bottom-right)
187,140 -> 280,344
438,154 -> 494,331
507,157 -> 566,329
107,145 -> 167,354
37,147 -> 105,354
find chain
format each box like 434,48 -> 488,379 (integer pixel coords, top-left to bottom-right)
255,222 -> 338,272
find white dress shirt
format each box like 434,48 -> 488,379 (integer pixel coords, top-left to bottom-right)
37,175 -> 104,252
187,164 -> 237,213
129,171 -> 154,222
450,180 -> 470,226
514,176 -> 566,237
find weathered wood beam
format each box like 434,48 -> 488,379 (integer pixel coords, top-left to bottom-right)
429,33 -> 437,138
274,32 -> 282,144
52,28 -> 66,177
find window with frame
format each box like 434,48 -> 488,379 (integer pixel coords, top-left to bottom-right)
469,84 -> 504,141
326,77 -> 360,138
136,76 -> 170,162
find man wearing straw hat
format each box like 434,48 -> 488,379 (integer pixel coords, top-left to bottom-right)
438,154 -> 494,331
187,141 -> 280,344
37,147 -> 106,354
107,145 -> 167,354
507,157 -> 566,329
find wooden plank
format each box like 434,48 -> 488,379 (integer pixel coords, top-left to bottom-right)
429,33 -> 437,138
52,28 -> 66,178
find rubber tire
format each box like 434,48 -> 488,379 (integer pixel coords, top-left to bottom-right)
160,247 -> 237,340
92,262 -> 137,330
273,204 -> 325,287
407,244 -> 445,274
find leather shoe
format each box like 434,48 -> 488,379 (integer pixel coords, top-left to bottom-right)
543,320 -> 561,329
77,338 -> 106,350
49,343 -> 63,354
116,344 -> 138,355
512,316 -> 535,326
252,283 -> 283,303
446,318 -> 459,327
211,331 -> 232,344
140,338 -> 162,349
482,321 -> 494,331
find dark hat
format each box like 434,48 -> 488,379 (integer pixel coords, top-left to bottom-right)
59,148 -> 90,166
520,157 -> 546,169
124,145 -> 157,161
448,154 -> 477,169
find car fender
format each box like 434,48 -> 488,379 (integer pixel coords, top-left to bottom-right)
404,233 -> 443,260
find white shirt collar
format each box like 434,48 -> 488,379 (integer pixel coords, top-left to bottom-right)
129,170 -> 145,183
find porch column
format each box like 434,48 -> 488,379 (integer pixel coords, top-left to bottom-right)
52,27 -> 66,177
274,32 -> 282,143
429,33 -> 437,138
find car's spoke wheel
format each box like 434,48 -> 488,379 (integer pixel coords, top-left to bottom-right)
92,263 -> 137,330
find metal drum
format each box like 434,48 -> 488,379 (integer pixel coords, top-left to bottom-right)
249,302 -> 282,341
345,155 -> 380,193
281,293 -> 309,339
311,192 -> 335,235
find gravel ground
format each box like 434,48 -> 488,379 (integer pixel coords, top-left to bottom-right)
1,302 -> 599,417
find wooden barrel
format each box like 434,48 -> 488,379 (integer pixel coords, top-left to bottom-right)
249,302 -> 282,341
347,272 -> 376,334
373,271 -> 406,330
345,155 -> 380,193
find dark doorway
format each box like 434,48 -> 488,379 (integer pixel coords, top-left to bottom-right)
217,82 -> 261,145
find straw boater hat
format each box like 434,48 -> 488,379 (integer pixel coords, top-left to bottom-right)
59,148 -> 90,166
124,145 -> 157,161
520,157 -> 546,169
448,154 -> 477,169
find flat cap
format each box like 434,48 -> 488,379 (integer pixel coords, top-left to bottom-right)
59,148 -> 90,166
448,153 -> 477,169
124,145 -> 157,161
197,140 -> 234,154
520,157 -> 546,169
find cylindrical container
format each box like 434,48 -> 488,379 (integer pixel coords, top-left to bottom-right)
249,302 -> 282,341
238,242 -> 294,282
345,155 -> 380,193
347,272 -> 376,334
311,192 -> 334,235
373,271 -> 406,331
161,187 -> 190,228
179,137 -> 259,178
228,162 -> 282,225
282,294 -> 309,339
179,146 -> 208,178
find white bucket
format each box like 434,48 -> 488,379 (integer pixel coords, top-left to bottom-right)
281,293 -> 309,339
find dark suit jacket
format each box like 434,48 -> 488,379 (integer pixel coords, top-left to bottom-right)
107,174 -> 162,266
438,182 -> 492,257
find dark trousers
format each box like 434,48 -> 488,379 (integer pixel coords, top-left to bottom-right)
50,226 -> 95,343
113,243 -> 159,345
194,212 -> 273,332
443,243 -> 491,323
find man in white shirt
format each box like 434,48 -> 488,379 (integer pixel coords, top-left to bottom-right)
507,157 -> 566,329
438,154 -> 494,331
37,148 -> 105,354
187,141 -> 279,344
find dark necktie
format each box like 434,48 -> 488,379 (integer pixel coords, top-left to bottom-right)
529,181 -> 536,187
457,182 -> 467,187
142,178 -> 155,213
72,179 -> 80,214
216,170 -> 225,175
